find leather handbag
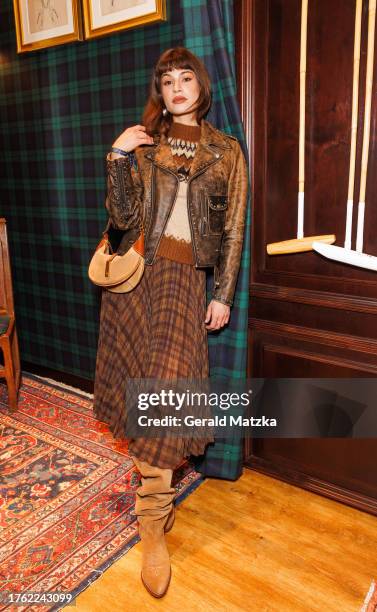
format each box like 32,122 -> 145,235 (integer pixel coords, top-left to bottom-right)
88,220 -> 145,293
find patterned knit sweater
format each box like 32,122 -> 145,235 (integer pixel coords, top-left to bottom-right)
156,122 -> 201,265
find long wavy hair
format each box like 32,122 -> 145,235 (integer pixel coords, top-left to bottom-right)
142,47 -> 212,140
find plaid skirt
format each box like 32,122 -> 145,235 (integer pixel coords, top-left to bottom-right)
93,255 -> 215,469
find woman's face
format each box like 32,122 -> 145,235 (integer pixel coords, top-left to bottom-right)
160,67 -> 200,120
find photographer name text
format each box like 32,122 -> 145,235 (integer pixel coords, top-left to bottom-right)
137,415 -> 277,427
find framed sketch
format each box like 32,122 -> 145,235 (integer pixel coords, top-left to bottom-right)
13,0 -> 83,53
81,0 -> 166,40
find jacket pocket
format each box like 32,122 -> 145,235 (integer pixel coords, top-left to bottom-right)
207,194 -> 228,235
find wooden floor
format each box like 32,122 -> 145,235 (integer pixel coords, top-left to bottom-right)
68,468 -> 376,611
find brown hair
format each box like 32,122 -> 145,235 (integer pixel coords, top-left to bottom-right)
142,47 -> 212,139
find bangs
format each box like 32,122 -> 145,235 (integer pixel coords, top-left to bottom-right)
155,50 -> 196,79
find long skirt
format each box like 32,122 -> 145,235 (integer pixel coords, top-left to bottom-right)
93,255 -> 215,469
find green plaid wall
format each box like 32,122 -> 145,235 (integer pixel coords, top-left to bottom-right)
0,1 -> 184,378
0,0 -> 250,385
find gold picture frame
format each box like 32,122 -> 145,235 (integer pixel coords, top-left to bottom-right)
13,0 -> 83,53
81,0 -> 166,40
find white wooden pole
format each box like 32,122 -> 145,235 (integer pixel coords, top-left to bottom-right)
356,0 -> 376,253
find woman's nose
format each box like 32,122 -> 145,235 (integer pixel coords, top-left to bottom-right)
172,82 -> 182,93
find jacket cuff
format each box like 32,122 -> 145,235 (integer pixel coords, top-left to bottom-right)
106,151 -> 131,167
106,151 -> 137,169
211,291 -> 233,307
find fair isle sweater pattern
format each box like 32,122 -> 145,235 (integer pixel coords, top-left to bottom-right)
156,122 -> 201,265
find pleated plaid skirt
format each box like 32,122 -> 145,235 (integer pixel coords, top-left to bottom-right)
93,255 -> 215,469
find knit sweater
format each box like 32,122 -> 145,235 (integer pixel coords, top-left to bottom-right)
156,122 -> 201,265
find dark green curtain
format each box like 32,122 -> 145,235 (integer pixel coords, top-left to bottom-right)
182,0 -> 251,479
182,0 -> 251,382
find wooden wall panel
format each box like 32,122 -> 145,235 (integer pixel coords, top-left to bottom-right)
249,324 -> 377,376
235,0 -> 377,515
252,0 -> 377,294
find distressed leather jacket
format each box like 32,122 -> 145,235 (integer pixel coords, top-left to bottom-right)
103,119 -> 248,306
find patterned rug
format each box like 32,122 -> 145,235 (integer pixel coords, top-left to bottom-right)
0,373 -> 204,611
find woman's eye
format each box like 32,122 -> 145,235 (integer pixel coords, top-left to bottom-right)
162,75 -> 192,86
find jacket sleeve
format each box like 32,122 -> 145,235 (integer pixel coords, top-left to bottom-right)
104,151 -> 143,231
212,139 -> 248,307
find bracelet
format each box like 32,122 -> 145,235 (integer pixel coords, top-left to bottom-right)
110,147 -> 137,169
111,147 -> 132,157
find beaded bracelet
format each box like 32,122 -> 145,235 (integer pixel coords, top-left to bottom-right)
111,146 -> 132,156
110,147 -> 137,169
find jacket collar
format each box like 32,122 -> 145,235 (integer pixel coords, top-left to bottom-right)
144,119 -> 231,179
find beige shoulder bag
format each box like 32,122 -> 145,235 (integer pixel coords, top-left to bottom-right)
88,222 -> 145,293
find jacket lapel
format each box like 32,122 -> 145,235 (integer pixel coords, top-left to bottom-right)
145,119 -> 231,179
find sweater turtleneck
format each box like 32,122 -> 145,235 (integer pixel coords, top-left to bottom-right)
168,121 -> 201,142
167,121 -> 201,178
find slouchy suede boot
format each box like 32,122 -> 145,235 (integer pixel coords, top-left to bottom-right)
131,456 -> 176,598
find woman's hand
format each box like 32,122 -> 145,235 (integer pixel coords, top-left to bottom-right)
205,300 -> 230,331
112,125 -> 154,152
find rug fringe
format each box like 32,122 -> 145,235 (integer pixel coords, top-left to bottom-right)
361,580 -> 376,612
26,372 -> 94,399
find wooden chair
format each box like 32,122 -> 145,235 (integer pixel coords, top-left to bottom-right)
0,219 -> 21,411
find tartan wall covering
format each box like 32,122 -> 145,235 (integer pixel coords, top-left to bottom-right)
0,0 -> 250,382
0,0 -> 184,377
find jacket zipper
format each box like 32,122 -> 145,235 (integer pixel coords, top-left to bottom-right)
145,165 -> 154,238
116,162 -> 128,227
199,188 -> 208,236
187,153 -> 222,264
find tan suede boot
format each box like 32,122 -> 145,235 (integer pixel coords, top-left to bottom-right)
131,456 -> 176,598
139,517 -> 171,598
164,504 -> 175,533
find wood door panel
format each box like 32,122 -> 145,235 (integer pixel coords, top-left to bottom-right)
261,347 -> 377,376
252,0 -> 377,294
249,325 -> 377,375
250,298 -> 377,340
252,439 -> 377,501
234,0 -> 377,513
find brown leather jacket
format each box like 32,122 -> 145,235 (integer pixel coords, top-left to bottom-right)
104,119 -> 248,306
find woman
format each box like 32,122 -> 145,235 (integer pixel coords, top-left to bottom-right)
93,47 -> 248,598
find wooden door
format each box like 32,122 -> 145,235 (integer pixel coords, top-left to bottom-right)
235,0 -> 377,515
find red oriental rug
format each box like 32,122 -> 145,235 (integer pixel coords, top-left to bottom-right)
0,373 -> 204,610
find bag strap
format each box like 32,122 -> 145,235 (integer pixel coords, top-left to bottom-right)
133,231 -> 144,256
102,217 -> 112,236
98,218 -> 113,254
102,217 -> 144,256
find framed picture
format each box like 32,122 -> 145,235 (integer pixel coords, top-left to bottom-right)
81,0 -> 166,40
13,0 -> 83,53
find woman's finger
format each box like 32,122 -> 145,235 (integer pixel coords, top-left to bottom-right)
137,133 -> 153,141
208,318 -> 220,330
